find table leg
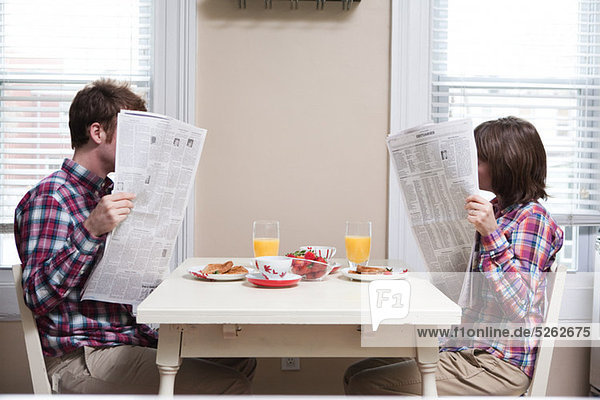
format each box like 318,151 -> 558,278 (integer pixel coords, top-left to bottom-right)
417,357 -> 438,397
156,324 -> 183,396
157,365 -> 179,396
415,326 -> 439,397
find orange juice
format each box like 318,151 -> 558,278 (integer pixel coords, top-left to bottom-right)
345,235 -> 371,264
253,238 -> 280,257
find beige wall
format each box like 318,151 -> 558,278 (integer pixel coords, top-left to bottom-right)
194,0 -> 390,258
0,322 -> 32,393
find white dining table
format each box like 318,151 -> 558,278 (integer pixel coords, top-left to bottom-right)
136,258 -> 462,396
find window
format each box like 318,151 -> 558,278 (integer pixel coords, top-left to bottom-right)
431,0 -> 600,229
0,0 -> 196,320
431,0 -> 600,271
0,0 -> 152,267
389,0 -> 600,273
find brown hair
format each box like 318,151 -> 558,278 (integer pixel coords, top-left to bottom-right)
474,116 -> 548,206
68,79 -> 147,149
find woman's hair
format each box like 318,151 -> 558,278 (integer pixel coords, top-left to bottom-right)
69,78 -> 147,149
474,116 -> 548,206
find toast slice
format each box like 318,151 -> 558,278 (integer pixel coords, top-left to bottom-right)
355,265 -> 390,274
226,266 -> 249,274
203,261 -> 234,274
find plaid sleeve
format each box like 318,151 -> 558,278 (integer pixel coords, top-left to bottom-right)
478,210 -> 559,321
17,194 -> 103,316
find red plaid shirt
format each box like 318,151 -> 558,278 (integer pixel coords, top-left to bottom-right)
14,159 -> 157,357
441,199 -> 563,378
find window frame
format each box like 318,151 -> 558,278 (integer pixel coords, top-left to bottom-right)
152,0 -> 198,270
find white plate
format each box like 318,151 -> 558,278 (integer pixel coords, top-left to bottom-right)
188,265 -> 252,281
341,266 -> 408,281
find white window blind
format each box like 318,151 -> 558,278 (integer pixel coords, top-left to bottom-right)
432,0 -> 600,225
0,0 -> 152,225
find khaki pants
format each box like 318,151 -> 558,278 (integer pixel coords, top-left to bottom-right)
344,350 -> 530,396
45,346 -> 256,395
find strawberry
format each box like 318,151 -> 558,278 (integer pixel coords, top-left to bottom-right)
304,251 -> 316,261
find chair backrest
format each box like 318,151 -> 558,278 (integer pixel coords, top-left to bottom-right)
12,264 -> 52,394
527,263 -> 567,397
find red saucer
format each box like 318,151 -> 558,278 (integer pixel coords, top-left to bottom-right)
246,273 -> 301,288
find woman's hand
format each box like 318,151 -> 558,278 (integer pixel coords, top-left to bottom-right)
465,194 -> 498,236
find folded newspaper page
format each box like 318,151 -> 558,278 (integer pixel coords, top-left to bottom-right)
82,110 -> 207,305
386,119 -> 478,301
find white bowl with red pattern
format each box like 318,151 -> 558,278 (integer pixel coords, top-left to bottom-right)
253,256 -> 293,280
300,246 -> 337,261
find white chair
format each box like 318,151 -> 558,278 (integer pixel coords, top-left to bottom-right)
12,264 -> 52,394
527,263 -> 567,396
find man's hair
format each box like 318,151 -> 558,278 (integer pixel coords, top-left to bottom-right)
474,116 -> 548,206
69,78 -> 147,149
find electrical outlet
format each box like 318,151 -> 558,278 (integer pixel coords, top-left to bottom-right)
281,357 -> 300,370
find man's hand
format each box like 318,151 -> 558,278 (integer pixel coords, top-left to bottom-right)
465,194 -> 498,236
84,192 -> 136,237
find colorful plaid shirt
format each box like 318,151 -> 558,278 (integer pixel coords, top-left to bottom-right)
14,158 -> 158,357
441,199 -> 563,378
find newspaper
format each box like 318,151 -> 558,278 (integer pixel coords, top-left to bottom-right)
82,110 -> 207,305
386,119 -> 478,301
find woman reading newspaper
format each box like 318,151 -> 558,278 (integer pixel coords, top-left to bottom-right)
344,116 -> 564,396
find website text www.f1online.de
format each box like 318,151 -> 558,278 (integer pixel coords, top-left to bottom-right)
416,325 -> 592,340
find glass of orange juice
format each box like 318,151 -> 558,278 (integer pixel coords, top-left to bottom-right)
345,221 -> 371,269
253,220 -> 280,257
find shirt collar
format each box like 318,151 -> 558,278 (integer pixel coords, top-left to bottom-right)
61,158 -> 108,196
491,197 -> 521,219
